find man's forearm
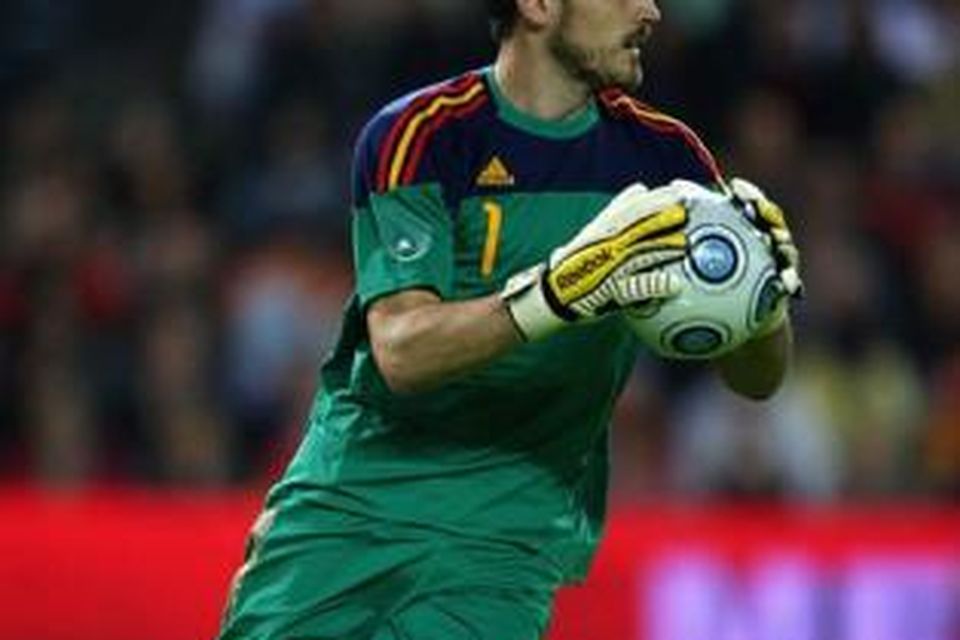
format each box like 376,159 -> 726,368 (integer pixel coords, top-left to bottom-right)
715,320 -> 792,400
368,290 -> 522,394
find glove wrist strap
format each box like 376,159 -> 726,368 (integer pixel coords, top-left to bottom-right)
501,264 -> 567,341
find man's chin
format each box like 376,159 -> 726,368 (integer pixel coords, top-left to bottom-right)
602,54 -> 644,91
605,67 -> 643,92
550,40 -> 643,93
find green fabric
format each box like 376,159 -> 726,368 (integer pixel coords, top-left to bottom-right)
221,185 -> 643,639
355,184 -> 455,306
483,67 -> 599,139
218,500 -> 558,640
454,192 -> 612,292
268,190 -> 640,586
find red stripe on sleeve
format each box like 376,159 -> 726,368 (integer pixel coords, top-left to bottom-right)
398,93 -> 489,187
375,74 -> 480,192
600,90 -> 724,184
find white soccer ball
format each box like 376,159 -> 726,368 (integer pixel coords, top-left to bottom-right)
625,190 -> 783,360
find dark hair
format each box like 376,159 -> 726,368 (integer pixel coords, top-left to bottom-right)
487,0 -> 518,41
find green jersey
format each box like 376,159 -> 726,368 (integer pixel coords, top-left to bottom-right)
269,68 -> 722,581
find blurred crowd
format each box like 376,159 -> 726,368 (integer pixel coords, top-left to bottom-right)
0,0 -> 957,500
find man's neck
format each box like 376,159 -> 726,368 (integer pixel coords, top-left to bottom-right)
492,38 -> 592,122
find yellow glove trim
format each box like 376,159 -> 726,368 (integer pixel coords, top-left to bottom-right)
755,198 -> 787,230
547,205 -> 687,305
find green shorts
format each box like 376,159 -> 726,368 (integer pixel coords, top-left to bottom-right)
217,499 -> 561,640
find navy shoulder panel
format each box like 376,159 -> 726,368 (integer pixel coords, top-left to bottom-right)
598,89 -> 724,188
351,72 -> 490,206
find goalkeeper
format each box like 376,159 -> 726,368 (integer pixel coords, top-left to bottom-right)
217,0 -> 801,638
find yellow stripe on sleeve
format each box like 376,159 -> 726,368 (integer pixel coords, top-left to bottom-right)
387,82 -> 485,189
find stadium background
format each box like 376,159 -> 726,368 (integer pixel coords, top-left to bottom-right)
0,1 -> 957,638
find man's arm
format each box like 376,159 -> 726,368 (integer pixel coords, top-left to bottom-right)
714,177 -> 803,400
715,320 -> 792,400
366,181 -> 701,394
368,290 -> 521,394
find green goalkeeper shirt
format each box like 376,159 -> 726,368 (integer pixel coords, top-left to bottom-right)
269,68 -> 722,581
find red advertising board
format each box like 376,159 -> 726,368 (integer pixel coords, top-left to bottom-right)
548,505 -> 960,640
1,489 -> 956,640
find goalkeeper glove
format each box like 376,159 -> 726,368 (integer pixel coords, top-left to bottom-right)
501,180 -> 702,341
728,177 -> 803,337
729,177 -> 803,299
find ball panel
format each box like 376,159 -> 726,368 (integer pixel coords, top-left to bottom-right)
673,328 -> 723,355
690,235 -> 738,284
750,269 -> 783,330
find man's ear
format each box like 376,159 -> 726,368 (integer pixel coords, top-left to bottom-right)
515,0 -> 562,31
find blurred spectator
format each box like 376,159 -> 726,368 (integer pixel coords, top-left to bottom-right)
4,157 -> 98,486
796,339 -> 925,496
219,98 -> 343,245
189,0 -> 305,124
725,88 -> 805,207
104,98 -> 195,219
798,0 -> 903,143
869,0 -> 959,85
922,354 -> 960,495
140,298 -> 228,485
914,221 -> 960,371
668,375 -> 842,501
924,57 -> 960,172
222,238 -> 350,479
22,280 -> 97,487
3,89 -> 77,175
799,214 -> 927,495
861,92 -> 956,370
863,93 -> 949,264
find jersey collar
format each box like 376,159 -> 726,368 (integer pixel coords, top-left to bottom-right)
482,66 -> 599,140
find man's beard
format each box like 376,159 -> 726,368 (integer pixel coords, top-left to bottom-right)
547,26 -> 643,92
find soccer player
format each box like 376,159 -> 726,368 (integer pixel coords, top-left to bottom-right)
217,1 -> 802,638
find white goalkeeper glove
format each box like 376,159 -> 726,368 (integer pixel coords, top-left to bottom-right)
728,177 -> 803,337
729,178 -> 803,299
501,180 -> 703,341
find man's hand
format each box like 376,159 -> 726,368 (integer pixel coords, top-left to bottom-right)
501,180 -> 704,341
729,177 -> 804,299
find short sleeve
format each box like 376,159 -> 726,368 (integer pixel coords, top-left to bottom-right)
352,184 -> 454,308
349,108 -> 455,310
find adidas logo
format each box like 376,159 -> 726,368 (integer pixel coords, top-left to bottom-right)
476,155 -> 516,188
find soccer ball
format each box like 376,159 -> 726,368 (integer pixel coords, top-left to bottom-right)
625,191 -> 782,360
